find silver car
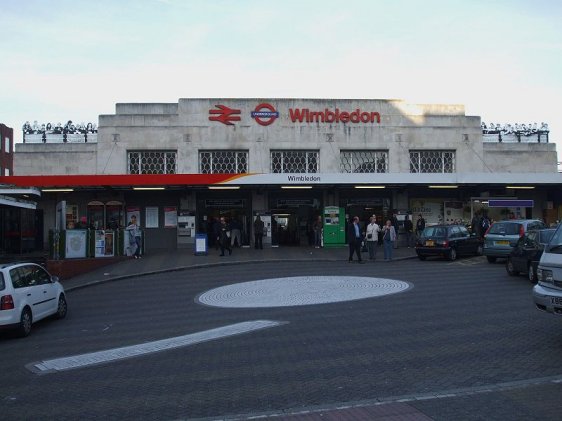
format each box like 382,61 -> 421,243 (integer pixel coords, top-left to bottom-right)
0,263 -> 67,337
533,225 -> 562,316
483,219 -> 547,263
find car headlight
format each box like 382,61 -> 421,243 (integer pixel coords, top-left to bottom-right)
538,268 -> 553,286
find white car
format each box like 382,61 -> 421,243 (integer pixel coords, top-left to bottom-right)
533,225 -> 562,316
0,263 -> 67,337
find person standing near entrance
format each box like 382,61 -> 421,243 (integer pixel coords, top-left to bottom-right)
382,219 -> 397,261
230,218 -> 242,247
416,214 -> 426,239
254,215 -> 264,249
313,215 -> 323,248
218,217 -> 232,256
403,214 -> 413,248
347,216 -> 364,263
365,215 -> 381,260
391,212 -> 399,249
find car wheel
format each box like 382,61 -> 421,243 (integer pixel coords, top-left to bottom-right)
487,256 -> 497,263
18,308 -> 32,338
506,258 -> 518,276
528,265 -> 537,284
418,254 -> 426,261
55,294 -> 67,319
476,244 -> 483,256
448,248 -> 457,261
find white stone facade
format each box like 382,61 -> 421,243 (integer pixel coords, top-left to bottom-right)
14,98 -> 557,176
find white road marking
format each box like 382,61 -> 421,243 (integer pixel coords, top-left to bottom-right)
197,276 -> 411,308
28,320 -> 284,374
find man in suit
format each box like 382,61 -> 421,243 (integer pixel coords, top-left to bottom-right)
347,216 -> 364,263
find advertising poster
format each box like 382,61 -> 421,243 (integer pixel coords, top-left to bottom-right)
409,199 -> 443,226
444,201 -> 465,224
95,230 -> 115,257
126,207 -> 140,226
145,206 -> 159,228
164,207 -> 178,227
65,229 -> 87,258
104,231 -> 114,257
94,230 -> 106,257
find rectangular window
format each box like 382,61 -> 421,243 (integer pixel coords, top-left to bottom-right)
340,150 -> 388,173
409,150 -> 455,173
4,137 -> 9,153
128,151 -> 177,174
271,150 -> 319,173
199,150 -> 248,174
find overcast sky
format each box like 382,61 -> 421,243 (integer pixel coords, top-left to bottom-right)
1,0 -> 561,162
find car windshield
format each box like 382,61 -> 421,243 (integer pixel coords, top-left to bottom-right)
422,227 -> 447,238
539,230 -> 555,244
547,225 -> 562,253
488,223 -> 520,235
0,272 -> 4,290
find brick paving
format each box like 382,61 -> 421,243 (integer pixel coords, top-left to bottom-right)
2,249 -> 562,420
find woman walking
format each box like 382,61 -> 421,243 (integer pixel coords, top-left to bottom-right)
382,219 -> 397,261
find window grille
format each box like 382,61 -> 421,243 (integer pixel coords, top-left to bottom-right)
409,150 -> 455,173
271,150 -> 319,173
340,150 -> 388,173
128,151 -> 177,174
199,150 -> 248,174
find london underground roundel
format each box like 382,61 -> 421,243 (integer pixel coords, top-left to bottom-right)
251,103 -> 279,126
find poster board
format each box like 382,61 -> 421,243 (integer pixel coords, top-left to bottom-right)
65,230 -> 87,258
195,233 -> 208,255
145,206 -> 159,228
126,207 -> 140,226
164,207 -> 178,227
95,230 -> 115,257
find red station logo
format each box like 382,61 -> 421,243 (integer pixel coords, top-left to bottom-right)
208,105 -> 241,126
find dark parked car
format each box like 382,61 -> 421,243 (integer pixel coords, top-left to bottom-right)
415,224 -> 483,261
506,228 -> 557,283
483,219 -> 547,263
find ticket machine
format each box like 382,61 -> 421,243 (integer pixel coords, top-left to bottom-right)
177,212 -> 196,248
323,206 -> 345,247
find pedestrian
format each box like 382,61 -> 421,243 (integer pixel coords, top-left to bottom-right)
313,215 -> 322,248
365,215 -> 381,260
403,214 -> 413,248
471,212 -> 480,237
212,217 -> 220,250
391,212 -> 399,249
382,219 -> 397,261
254,215 -> 264,249
218,217 -> 232,256
480,213 -> 491,237
347,216 -> 364,263
230,218 -> 242,247
125,215 -> 142,259
415,214 -> 426,239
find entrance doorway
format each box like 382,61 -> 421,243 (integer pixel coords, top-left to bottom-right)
271,206 -> 319,246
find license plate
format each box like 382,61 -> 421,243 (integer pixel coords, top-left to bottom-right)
425,240 -> 434,247
551,297 -> 562,306
495,240 -> 510,245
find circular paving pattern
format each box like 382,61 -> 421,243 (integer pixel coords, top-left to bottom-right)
197,276 -> 411,308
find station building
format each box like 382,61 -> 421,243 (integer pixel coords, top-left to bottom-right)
3,98 -> 562,254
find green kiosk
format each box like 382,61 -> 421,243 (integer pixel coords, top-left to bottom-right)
323,206 -> 346,247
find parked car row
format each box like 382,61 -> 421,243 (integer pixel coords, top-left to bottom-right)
411,216 -> 562,324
